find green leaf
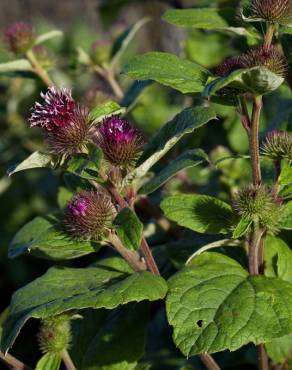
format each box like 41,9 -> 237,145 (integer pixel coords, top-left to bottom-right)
77,47 -> 92,65
140,149 -> 207,194
124,106 -> 216,185
232,218 -> 252,239
279,163 -> 292,186
89,101 -> 125,123
123,52 -> 209,94
166,252 -> 292,356
204,67 -> 285,97
0,59 -> 32,74
9,215 -> 99,260
34,30 -> 63,45
114,208 -> 143,251
266,334 -> 292,364
121,80 -> 153,109
36,353 -> 61,370
111,17 -> 150,68
66,149 -> 102,181
161,194 -> 233,234
57,187 -> 73,209
7,151 -> 53,176
265,235 -> 292,283
1,257 -> 167,352
162,8 -> 249,36
72,304 -> 148,370
280,201 -> 292,230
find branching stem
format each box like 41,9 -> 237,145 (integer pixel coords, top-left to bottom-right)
26,50 -> 54,87
0,351 -> 32,370
61,349 -> 77,370
249,95 -> 262,187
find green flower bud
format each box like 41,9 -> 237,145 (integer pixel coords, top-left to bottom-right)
261,130 -> 292,161
37,314 -> 72,354
233,185 -> 283,233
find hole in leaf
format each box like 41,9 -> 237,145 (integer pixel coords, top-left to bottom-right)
196,320 -> 204,328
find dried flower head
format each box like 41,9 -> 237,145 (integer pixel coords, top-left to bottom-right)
214,56 -> 245,77
29,87 -> 90,155
96,116 -> 144,168
261,130 -> 292,161
4,21 -> 35,54
233,185 -> 283,233
242,45 -> 288,79
250,0 -> 292,24
64,190 -> 116,240
38,314 -> 72,354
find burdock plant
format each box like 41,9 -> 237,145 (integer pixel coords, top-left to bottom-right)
1,5 -> 292,370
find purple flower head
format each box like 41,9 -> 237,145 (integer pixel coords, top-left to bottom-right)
214,56 -> 245,77
4,21 -> 35,54
97,116 -> 144,168
250,0 -> 292,24
67,196 -> 89,217
64,191 -> 116,240
29,87 -> 76,131
29,88 -> 90,156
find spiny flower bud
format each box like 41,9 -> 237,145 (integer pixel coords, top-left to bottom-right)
4,22 -> 35,54
90,40 -> 111,65
37,314 -> 72,354
29,87 -> 90,155
96,116 -> 144,168
214,56 -> 245,77
261,130 -> 292,161
250,0 -> 292,24
242,45 -> 288,79
32,45 -> 55,70
64,190 -> 116,240
233,185 -> 283,233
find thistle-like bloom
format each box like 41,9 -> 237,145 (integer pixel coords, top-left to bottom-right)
233,185 -> 283,233
261,130 -> 292,161
250,0 -> 292,24
29,87 -> 90,155
4,21 -> 35,54
64,190 -> 116,240
242,45 -> 288,79
214,56 -> 245,77
96,116 -> 144,168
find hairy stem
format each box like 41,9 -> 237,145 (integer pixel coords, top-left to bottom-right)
200,353 -> 221,370
249,95 -> 262,186
109,233 -> 147,272
26,50 -> 54,87
264,23 -> 275,49
248,226 -> 265,275
258,344 -> 269,370
0,351 -> 32,370
61,349 -> 76,370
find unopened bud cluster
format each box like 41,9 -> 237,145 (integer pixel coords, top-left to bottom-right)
233,185 -> 283,233
261,130 -> 292,162
37,314 -> 72,354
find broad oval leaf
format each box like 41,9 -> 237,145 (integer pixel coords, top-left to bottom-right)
166,252 -> 292,356
279,163 -> 292,186
203,67 -> 284,97
123,106 -> 216,185
114,208 -> 143,251
280,201 -> 292,230
161,194 -> 233,234
9,215 -> 99,260
1,257 -> 168,352
123,52 -> 209,94
8,151 -> 53,176
140,149 -> 207,194
162,8 -> 249,36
